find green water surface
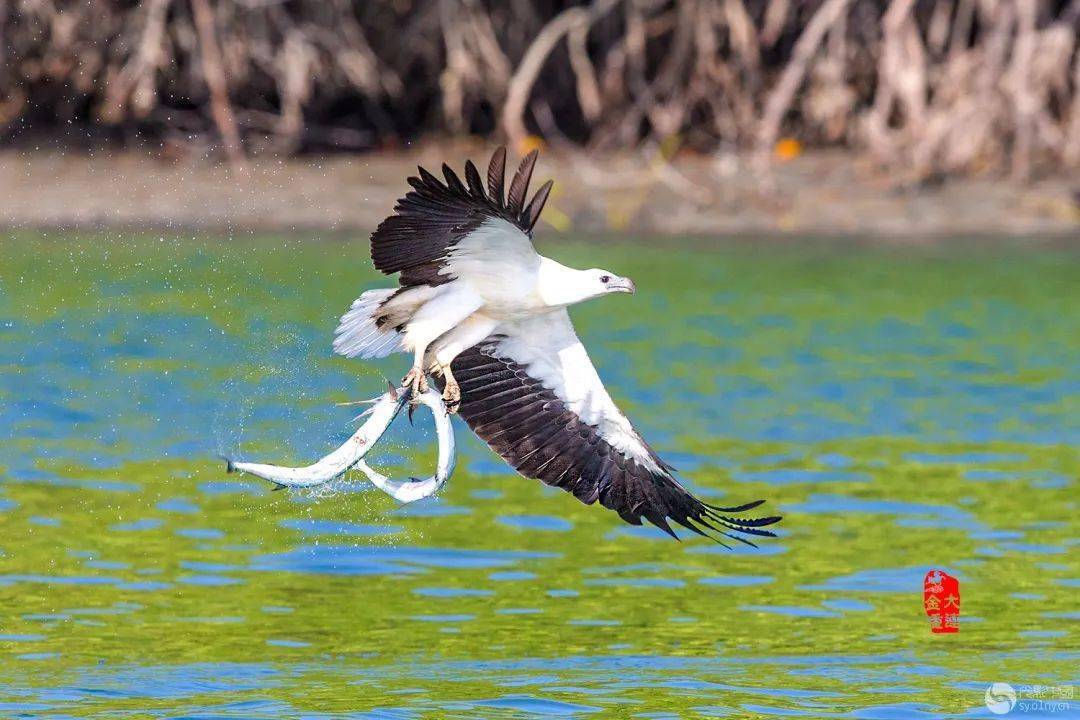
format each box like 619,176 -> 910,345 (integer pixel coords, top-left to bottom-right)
0,233 -> 1076,718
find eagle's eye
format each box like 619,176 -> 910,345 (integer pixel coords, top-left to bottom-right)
600,275 -> 611,284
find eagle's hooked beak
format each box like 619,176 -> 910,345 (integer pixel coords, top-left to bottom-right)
609,276 -> 636,294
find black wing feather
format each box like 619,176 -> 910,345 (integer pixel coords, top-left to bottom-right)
506,150 -> 538,215
442,163 -> 467,194
523,180 -> 554,232
445,343 -> 782,546
464,160 -> 486,198
369,147 -> 551,287
487,146 -> 507,205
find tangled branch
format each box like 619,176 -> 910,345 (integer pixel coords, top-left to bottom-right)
1,0 -> 1077,181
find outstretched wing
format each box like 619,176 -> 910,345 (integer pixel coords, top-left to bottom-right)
449,312 -> 782,545
371,147 -> 554,287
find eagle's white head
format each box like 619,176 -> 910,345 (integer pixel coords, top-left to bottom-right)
585,268 -> 636,297
537,259 -> 636,307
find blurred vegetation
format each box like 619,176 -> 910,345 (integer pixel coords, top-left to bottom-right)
1,0 -> 1078,181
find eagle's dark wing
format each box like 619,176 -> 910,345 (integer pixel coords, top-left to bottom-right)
448,312 -> 782,545
371,147 -> 553,287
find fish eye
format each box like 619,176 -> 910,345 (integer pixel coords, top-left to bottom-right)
600,275 -> 611,284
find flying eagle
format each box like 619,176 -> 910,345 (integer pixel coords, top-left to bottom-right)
332,148 -> 780,545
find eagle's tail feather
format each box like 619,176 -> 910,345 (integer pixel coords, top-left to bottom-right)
333,289 -> 404,359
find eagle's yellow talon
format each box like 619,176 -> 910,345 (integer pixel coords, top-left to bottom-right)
402,366 -> 428,403
428,361 -> 460,413
442,378 -> 461,414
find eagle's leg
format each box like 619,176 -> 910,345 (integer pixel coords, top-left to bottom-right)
429,361 -> 461,414
399,289 -> 483,408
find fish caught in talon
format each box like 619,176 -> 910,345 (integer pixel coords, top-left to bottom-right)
226,387 -> 455,502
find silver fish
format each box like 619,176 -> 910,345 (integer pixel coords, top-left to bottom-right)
226,387 -> 455,504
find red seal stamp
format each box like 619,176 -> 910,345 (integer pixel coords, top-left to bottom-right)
924,569 -> 960,633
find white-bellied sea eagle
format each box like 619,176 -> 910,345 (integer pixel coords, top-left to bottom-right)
332,148 -> 781,545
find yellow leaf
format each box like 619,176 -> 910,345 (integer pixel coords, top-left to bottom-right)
774,137 -> 802,162
518,135 -> 546,156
